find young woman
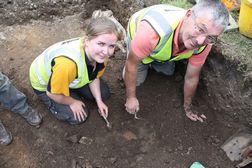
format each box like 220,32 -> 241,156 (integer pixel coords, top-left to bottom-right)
30,17 -> 120,125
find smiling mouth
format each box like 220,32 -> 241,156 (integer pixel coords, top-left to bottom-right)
191,40 -> 198,48
99,55 -> 107,60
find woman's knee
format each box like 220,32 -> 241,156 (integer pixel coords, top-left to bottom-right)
49,102 -> 88,125
66,109 -> 89,125
67,117 -> 88,125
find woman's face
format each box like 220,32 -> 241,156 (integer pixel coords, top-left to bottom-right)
84,33 -> 118,63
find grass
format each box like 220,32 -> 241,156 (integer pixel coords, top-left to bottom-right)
220,30 -> 252,72
160,0 -> 193,9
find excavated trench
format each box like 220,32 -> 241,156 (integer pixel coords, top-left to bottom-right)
0,0 -> 251,168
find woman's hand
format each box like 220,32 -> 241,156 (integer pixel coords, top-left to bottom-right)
70,100 -> 87,122
97,100 -> 108,118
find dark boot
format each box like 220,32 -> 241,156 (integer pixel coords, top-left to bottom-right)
0,120 -> 12,145
20,106 -> 42,126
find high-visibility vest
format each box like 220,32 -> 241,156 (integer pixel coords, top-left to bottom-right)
30,38 -> 93,91
128,4 -> 206,64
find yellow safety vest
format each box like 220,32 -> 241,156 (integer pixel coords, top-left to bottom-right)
29,38 -> 92,91
128,4 -> 206,64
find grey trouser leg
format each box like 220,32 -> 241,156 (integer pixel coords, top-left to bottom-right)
74,79 -> 110,101
36,79 -> 110,125
136,61 -> 175,86
37,92 -> 84,125
123,61 -> 175,87
0,72 -> 28,114
136,63 -> 149,86
122,63 -> 149,87
151,61 -> 175,76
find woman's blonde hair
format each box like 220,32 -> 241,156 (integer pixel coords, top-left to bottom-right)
84,17 -> 121,41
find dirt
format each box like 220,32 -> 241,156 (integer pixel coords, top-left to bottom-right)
0,0 -> 251,168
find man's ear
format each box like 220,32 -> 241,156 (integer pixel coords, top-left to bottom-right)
184,9 -> 193,20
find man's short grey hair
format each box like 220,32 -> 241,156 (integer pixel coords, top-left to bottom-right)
192,0 -> 229,29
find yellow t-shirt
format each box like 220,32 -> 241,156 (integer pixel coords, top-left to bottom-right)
47,56 -> 107,96
48,56 -> 77,96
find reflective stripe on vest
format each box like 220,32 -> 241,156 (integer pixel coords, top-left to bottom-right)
128,4 -> 206,64
30,38 -> 91,91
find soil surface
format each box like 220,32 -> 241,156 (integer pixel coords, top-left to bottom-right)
0,0 -> 251,168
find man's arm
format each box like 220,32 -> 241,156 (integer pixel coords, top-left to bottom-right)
124,21 -> 159,114
183,63 -> 202,107
183,63 -> 206,122
124,48 -> 142,114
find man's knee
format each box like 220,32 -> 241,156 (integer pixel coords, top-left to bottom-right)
136,76 -> 146,86
122,63 -> 149,87
136,63 -> 149,86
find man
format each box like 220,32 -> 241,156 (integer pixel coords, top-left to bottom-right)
0,72 -> 42,145
123,0 -> 229,122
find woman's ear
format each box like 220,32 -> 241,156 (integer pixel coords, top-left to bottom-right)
84,38 -> 89,47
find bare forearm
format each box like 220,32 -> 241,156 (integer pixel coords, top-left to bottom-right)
46,91 -> 77,105
89,78 -> 102,102
183,63 -> 203,107
183,76 -> 199,106
124,61 -> 137,98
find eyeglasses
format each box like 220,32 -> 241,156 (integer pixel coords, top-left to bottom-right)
192,11 -> 218,44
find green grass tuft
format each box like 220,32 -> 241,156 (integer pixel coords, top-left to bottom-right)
160,0 -> 193,9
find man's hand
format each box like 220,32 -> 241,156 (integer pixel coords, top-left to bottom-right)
124,49 -> 141,115
97,100 -> 108,118
125,97 -> 139,114
70,100 -> 87,122
184,104 -> 206,122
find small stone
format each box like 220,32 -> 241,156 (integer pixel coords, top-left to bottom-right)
66,134 -> 80,144
186,147 -> 193,155
79,136 -> 93,145
71,159 -> 77,168
47,151 -> 54,155
226,104 -> 231,108
109,157 -> 117,164
136,155 -> 143,162
76,164 -> 82,168
167,148 -> 173,152
82,161 -> 93,168
177,145 -> 183,151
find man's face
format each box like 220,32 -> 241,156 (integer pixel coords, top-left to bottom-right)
181,10 -> 225,49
